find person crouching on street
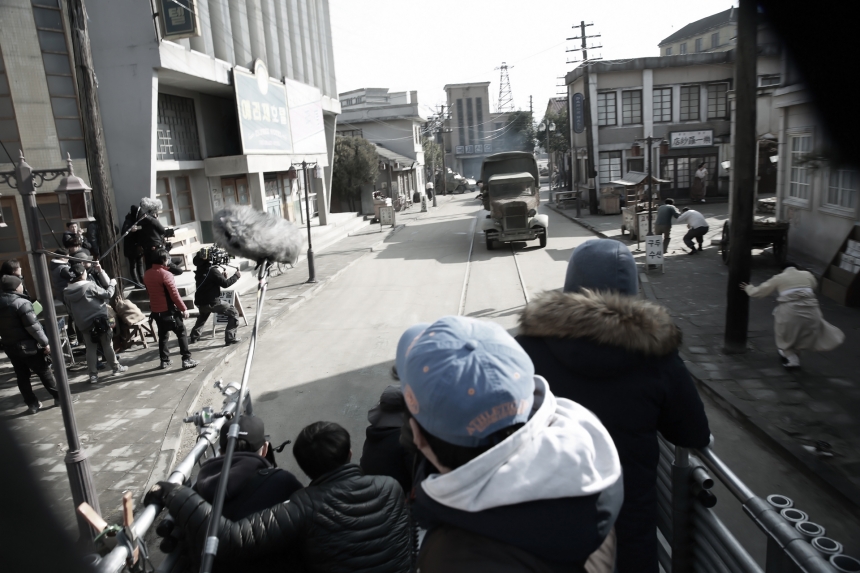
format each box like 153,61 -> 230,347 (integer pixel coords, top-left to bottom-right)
398,315 -> 623,572
144,250 -> 198,370
0,275 -> 60,414
147,421 -> 412,573
677,207 -> 709,254
63,262 -> 127,384
189,250 -> 241,345
741,263 -> 844,368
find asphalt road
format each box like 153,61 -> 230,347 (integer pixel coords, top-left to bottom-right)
200,190 -> 860,565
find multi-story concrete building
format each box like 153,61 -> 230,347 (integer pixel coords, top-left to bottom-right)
442,82 -> 521,179
87,0 -> 341,241
0,0 -> 95,294
658,7 -> 737,57
335,88 -> 426,213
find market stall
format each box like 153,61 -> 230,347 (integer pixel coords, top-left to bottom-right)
612,172 -> 670,242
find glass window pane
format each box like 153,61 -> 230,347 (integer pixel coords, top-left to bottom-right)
0,98 -> 14,118
59,139 -> 86,159
55,118 -> 82,138
32,7 -> 63,30
1,139 -> 21,163
0,118 -> 21,141
0,74 -> 10,95
32,0 -> 61,7
37,30 -> 68,53
51,97 -> 79,117
46,75 -> 75,96
42,53 -> 72,75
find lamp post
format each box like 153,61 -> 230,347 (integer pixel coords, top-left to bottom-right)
539,121 -> 556,196
0,152 -> 100,545
288,162 -> 320,283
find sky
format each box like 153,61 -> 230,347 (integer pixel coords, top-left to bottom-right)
328,0 -> 737,120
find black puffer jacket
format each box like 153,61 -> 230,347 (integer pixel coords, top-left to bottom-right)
165,463 -> 411,573
0,292 -> 50,348
193,256 -> 239,307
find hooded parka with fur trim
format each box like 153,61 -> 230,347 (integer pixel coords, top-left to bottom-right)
516,290 -> 710,573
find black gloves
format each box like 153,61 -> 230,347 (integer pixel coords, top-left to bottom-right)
144,480 -> 180,506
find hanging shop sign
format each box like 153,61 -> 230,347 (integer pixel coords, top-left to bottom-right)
159,0 -> 200,41
572,93 -> 585,134
669,130 -> 714,149
285,78 -> 327,155
234,61 -> 292,154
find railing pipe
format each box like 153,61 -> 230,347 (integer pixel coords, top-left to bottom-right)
693,533 -> 733,573
693,502 -> 762,573
696,446 -> 756,502
672,446 -> 694,573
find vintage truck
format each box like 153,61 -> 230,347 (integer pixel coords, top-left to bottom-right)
479,151 -> 548,249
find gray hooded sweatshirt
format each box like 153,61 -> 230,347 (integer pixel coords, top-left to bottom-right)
63,270 -> 115,330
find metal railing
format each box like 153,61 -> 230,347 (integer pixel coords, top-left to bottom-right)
93,380 -> 245,573
657,434 -> 860,572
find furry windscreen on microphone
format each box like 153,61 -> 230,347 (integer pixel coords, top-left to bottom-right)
213,206 -> 303,265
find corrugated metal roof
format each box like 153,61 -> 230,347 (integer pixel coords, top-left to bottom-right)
609,171 -> 670,186
375,144 -> 415,169
659,7 -> 735,46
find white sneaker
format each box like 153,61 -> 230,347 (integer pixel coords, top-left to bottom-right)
778,349 -> 800,368
88,374 -> 99,384
113,364 -> 128,376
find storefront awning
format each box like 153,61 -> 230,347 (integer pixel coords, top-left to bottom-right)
608,171 -> 670,186
375,144 -> 415,171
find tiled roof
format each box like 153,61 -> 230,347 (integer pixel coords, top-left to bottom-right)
659,7 -> 735,46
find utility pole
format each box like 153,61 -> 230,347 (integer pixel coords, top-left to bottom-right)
438,105 -> 448,196
68,0 -> 123,294
724,0 -> 757,353
529,95 -> 533,119
567,21 -> 602,214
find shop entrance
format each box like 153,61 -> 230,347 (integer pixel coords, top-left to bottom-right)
660,154 -> 718,200
220,177 -> 250,207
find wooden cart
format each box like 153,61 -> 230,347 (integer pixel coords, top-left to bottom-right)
612,172 -> 670,242
719,220 -> 789,265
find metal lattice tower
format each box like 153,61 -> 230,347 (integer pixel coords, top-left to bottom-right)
495,62 -> 514,112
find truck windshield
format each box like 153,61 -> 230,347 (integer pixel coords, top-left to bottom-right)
490,182 -> 534,199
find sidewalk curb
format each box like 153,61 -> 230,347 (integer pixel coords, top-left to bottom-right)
141,209 -> 428,498
546,203 -> 610,239
624,272 -> 860,514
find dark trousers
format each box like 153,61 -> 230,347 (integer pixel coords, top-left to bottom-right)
153,312 -> 192,362
191,302 -> 238,342
127,255 -> 145,286
683,226 -> 709,250
4,348 -> 59,406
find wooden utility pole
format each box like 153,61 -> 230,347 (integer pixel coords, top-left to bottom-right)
67,0 -> 123,297
567,21 -> 602,214
724,0 -> 757,353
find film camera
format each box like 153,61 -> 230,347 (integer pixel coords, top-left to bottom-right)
198,246 -> 232,266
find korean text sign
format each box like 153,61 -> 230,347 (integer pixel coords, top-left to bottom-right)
234,68 -> 293,154
669,130 -> 714,149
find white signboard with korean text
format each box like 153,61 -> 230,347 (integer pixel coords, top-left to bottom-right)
669,130 -> 714,149
284,78 -> 327,155
645,235 -> 664,269
234,61 -> 292,154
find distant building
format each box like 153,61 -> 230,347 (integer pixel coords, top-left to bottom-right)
658,7 -> 737,57
443,82 -> 521,180
335,88 -> 426,213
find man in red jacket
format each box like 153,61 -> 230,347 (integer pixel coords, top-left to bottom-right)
144,250 -> 198,370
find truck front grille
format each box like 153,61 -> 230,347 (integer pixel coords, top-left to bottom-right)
504,203 -> 528,231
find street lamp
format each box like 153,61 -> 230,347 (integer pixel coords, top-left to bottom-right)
0,151 -> 101,545
288,162 -> 321,283
538,121 -> 557,194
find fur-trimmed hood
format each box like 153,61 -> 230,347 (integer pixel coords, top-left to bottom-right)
518,289 -> 681,357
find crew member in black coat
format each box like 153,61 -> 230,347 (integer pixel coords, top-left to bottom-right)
147,421 -> 411,573
516,239 -> 711,573
359,384 -> 413,495
189,251 -> 241,345
121,206 -> 144,286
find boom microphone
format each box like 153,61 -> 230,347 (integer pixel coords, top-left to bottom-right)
212,205 -> 303,265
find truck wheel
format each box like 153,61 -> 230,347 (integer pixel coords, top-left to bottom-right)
486,234 -> 496,250
539,232 -> 547,248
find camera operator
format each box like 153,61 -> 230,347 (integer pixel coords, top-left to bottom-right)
137,198 -> 180,274
62,222 -> 91,256
144,249 -> 198,370
189,249 -> 241,345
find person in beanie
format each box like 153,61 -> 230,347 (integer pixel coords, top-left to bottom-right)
63,261 -> 127,384
359,384 -> 414,494
516,238 -> 710,573
0,275 -> 60,414
399,316 -> 623,572
189,250 -> 241,345
147,421 -> 412,573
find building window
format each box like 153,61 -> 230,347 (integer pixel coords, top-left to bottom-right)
627,158 -> 644,173
0,47 -> 21,164
155,178 -> 175,226
707,83 -> 729,119
156,94 -> 201,161
598,151 -> 622,183
476,97 -> 484,142
665,47 -> 673,56
653,88 -> 672,122
826,169 -> 858,210
680,86 -> 699,121
174,176 -> 195,223
789,135 -> 812,201
456,99 -> 465,147
31,0 -> 86,159
680,42 -> 687,55
758,75 -> 780,87
597,92 -> 616,126
711,32 -> 720,48
466,97 -> 475,144
695,38 -> 703,52
622,90 -> 642,125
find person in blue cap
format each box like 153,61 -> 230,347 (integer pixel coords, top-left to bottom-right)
516,238 -> 711,573
397,315 -> 623,572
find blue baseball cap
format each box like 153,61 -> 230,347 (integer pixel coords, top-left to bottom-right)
396,316 -> 535,448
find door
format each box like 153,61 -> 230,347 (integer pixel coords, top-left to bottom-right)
264,177 -> 281,218
661,155 -> 717,199
0,197 -> 34,296
220,177 -> 250,207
